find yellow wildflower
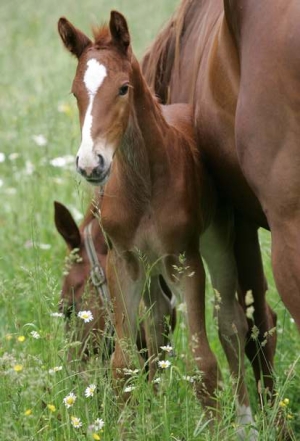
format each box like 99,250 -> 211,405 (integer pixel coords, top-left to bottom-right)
47,404 -> 56,412
13,364 -> 23,372
17,335 -> 26,342
24,409 -> 32,416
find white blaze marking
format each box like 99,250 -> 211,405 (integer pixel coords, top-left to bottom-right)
77,59 -> 107,169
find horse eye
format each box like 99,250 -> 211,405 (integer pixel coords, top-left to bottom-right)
119,84 -> 129,96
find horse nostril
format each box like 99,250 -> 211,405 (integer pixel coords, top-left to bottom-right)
97,154 -> 105,169
76,156 -> 79,168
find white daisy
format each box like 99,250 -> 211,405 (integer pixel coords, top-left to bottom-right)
63,392 -> 76,408
71,416 -> 82,428
78,310 -> 93,323
158,360 -> 171,369
85,384 -> 96,397
94,418 -> 105,431
30,331 -> 40,339
160,344 -> 173,353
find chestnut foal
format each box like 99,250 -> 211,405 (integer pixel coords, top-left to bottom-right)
58,11 -> 258,434
54,199 -> 175,362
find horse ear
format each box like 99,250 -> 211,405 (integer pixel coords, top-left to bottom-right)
109,11 -> 130,54
58,17 -> 91,58
54,201 -> 81,249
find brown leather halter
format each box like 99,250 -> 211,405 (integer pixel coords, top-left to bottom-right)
83,221 -> 114,348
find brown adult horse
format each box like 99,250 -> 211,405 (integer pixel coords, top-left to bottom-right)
54,199 -> 175,361
58,11 -> 264,435
142,0 -> 298,436
143,0 -> 300,329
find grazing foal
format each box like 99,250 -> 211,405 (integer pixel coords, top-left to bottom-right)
58,11 -> 258,434
54,199 -> 175,362
54,199 -> 109,360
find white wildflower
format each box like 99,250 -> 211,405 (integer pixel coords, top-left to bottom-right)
63,392 -> 76,408
30,331 -> 40,339
123,368 -> 139,376
50,312 -> 64,318
160,344 -> 173,353
71,416 -> 82,428
78,310 -> 93,323
158,360 -> 171,369
49,155 -> 75,168
182,375 -> 195,383
94,418 -> 105,431
49,366 -> 63,374
124,385 -> 136,393
32,134 -> 47,146
85,384 -> 96,397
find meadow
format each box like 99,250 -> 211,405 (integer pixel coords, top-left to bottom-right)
0,0 -> 299,439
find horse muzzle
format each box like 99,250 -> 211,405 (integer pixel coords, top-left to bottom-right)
76,155 -> 111,186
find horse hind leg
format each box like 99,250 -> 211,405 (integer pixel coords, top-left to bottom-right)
234,215 -> 277,402
201,208 -> 258,439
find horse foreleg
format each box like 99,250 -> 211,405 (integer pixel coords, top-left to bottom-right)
143,275 -> 174,381
234,215 -> 277,402
107,250 -> 144,395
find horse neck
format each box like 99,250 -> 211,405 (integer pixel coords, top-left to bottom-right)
117,55 -> 170,202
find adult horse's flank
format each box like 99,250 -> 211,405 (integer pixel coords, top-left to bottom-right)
54,199 -> 175,361
58,10 -> 268,435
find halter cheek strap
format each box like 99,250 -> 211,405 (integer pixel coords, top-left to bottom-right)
83,221 -> 114,348
83,222 -> 110,305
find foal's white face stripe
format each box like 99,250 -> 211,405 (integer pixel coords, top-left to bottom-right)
84,58 -> 107,96
77,59 -> 107,169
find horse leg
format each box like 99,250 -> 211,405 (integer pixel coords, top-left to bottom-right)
270,219 -> 300,330
201,207 -> 257,439
234,215 -> 277,402
164,252 -> 221,416
107,250 -> 144,393
143,275 -> 174,381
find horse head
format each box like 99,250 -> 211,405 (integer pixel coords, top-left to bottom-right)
58,12 -> 133,186
54,200 -> 107,317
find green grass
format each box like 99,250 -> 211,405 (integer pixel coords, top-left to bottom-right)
0,0 -> 299,440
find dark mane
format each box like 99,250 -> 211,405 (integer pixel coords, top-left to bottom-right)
141,0 -> 222,105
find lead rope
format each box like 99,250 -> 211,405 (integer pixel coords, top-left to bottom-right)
83,222 -> 114,349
